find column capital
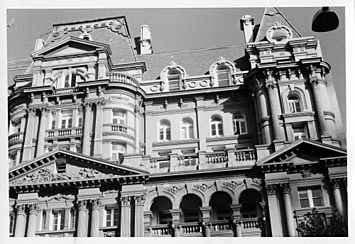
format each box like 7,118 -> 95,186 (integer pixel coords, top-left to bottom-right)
27,107 -> 37,115
95,100 -> 106,108
120,196 -> 131,206
27,203 -> 39,214
15,204 -> 27,216
280,183 -> 291,194
133,195 -> 145,205
77,199 -> 88,211
90,199 -> 102,210
265,184 -> 278,195
84,102 -> 93,109
330,178 -> 342,189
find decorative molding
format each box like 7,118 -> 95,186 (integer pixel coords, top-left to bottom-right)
133,195 -> 145,205
280,183 -> 290,194
120,196 -> 131,206
222,178 -> 244,190
265,184 -> 278,195
163,185 -> 184,195
192,183 -> 214,193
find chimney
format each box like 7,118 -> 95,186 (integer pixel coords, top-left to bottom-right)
139,25 -> 153,54
34,39 -> 45,51
240,15 -> 255,43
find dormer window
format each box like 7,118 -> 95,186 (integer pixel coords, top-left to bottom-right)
216,64 -> 231,87
168,69 -> 181,91
53,68 -> 86,88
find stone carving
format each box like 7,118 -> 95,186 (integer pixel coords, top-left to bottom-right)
193,183 -> 214,192
90,199 -> 102,210
77,200 -> 88,211
163,185 -> 184,195
265,184 -> 278,195
251,178 -> 263,186
222,179 -> 244,190
133,195 -> 145,205
266,21 -> 293,43
120,196 -> 131,206
10,166 -> 115,185
280,183 -> 291,194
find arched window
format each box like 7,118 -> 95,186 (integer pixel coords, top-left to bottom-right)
287,93 -> 302,113
211,115 -> 223,136
233,114 -> 247,135
181,117 -> 193,139
159,120 -> 171,141
216,64 -> 231,87
168,69 -> 181,91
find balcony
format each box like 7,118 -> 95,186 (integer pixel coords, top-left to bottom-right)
107,72 -> 139,87
145,148 -> 256,174
8,132 -> 24,146
46,127 -> 83,138
241,217 -> 262,237
210,220 -> 234,237
149,224 -> 172,237
35,229 -> 75,237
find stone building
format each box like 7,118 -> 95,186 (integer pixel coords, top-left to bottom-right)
8,8 -> 347,237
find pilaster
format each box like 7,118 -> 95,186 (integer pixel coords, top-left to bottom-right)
90,199 -> 101,237
265,184 -> 283,236
94,101 -> 105,157
14,204 -> 27,237
23,108 -> 36,161
120,196 -> 131,237
36,107 -> 48,157
133,195 -> 145,237
83,102 -> 93,155
26,203 -> 38,237
280,183 -> 295,236
76,199 -> 88,237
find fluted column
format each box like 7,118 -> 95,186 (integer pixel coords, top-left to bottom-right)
330,179 -> 344,216
310,79 -> 329,136
200,206 -> 211,237
265,80 -> 282,141
14,204 -> 27,237
93,101 -> 105,157
36,108 -> 48,156
82,103 -> 93,155
280,183 -> 295,236
90,199 -> 101,237
134,195 -> 145,237
26,203 -> 38,237
76,200 -> 88,237
120,196 -> 131,237
230,204 -> 242,237
265,184 -> 283,236
23,108 -> 36,161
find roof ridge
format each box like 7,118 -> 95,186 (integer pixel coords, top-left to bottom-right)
274,7 -> 303,37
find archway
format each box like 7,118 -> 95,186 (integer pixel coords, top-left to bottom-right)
150,196 -> 172,225
209,191 -> 232,221
180,194 -> 202,222
239,189 -> 262,218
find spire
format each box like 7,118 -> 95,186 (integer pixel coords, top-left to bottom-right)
254,7 -> 302,43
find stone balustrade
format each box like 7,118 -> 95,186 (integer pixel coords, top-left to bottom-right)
180,222 -> 203,236
150,224 -> 172,236
46,127 -> 83,138
9,132 -> 24,145
206,151 -> 228,164
54,87 -> 75,95
211,220 -> 232,232
107,72 -> 139,87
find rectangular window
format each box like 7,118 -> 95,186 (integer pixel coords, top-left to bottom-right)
60,113 -> 73,129
298,187 -> 324,208
105,208 -> 119,227
51,120 -> 56,129
113,111 -> 126,125
112,143 -> 125,160
292,124 -> 308,141
52,210 -> 65,231
69,209 -> 76,230
217,71 -> 230,87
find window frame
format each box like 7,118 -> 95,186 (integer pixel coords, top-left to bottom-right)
112,110 -> 126,125
287,93 -> 302,113
211,116 -> 224,137
216,64 -> 231,87
167,69 -> 181,91
233,114 -> 247,135
112,142 -> 126,160
159,120 -> 171,141
51,209 -> 65,231
181,118 -> 194,139
298,186 -> 324,209
104,207 -> 119,227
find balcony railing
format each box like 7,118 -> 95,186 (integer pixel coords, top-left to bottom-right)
150,224 -> 172,236
46,127 -> 83,138
107,72 -> 139,87
8,132 -> 24,145
211,220 -> 232,232
54,87 -> 75,95
206,151 -> 228,164
180,222 -> 203,236
111,124 -> 128,133
242,217 -> 260,229
177,153 -> 198,166
235,148 -> 256,161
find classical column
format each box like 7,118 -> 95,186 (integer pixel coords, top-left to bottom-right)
280,183 -> 295,237
257,86 -> 272,144
200,206 -> 212,237
82,103 -> 93,155
265,81 -> 283,141
14,204 -> 27,237
169,209 -> 182,237
259,201 -> 270,237
76,200 -> 88,237
26,203 -> 38,237
265,184 -> 283,236
90,199 -> 101,237
94,101 -> 105,157
36,108 -> 48,156
230,204 -> 242,237
23,108 -> 36,161
134,195 -> 145,237
64,208 -> 71,230
330,179 -> 344,216
120,196 -> 131,237
310,79 -> 329,136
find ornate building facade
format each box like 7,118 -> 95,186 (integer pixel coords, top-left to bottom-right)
8,8 -> 347,237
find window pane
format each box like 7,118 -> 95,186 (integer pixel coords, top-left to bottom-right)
312,197 -> 324,207
240,121 -> 246,133
312,188 -> 322,198
166,128 -> 171,140
61,120 -> 66,129
300,199 -> 310,208
218,123 -> 223,135
52,120 -> 56,129
235,122 -> 240,135
188,126 -> 193,138
68,119 -> 72,128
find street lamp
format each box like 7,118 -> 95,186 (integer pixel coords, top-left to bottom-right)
312,7 -> 339,32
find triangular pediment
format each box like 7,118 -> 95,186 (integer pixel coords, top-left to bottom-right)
257,139 -> 347,166
254,7 -> 302,42
32,36 -> 111,58
9,150 -> 148,186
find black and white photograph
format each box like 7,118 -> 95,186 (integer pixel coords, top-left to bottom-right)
3,0 -> 353,242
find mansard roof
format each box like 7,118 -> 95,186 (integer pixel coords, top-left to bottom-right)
257,139 -> 347,172
9,149 -> 149,191
138,45 -> 249,80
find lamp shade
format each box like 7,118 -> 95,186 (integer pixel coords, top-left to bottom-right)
312,7 -> 339,32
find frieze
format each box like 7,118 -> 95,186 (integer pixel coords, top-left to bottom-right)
222,178 -> 245,190
251,178 -> 263,186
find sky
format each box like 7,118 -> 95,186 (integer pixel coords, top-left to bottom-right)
6,7 -> 346,128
